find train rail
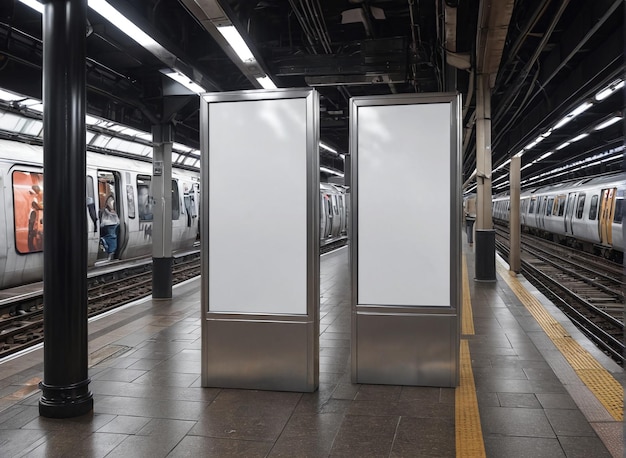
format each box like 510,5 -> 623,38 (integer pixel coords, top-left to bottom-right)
495,226 -> 624,365
0,241 -> 349,360
0,253 -> 201,359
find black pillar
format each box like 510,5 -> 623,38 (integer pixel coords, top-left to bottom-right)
152,124 -> 173,298
39,0 -> 93,418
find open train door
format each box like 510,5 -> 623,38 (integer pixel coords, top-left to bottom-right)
599,187 -> 616,246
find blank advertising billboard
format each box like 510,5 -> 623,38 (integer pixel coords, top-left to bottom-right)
207,97 -> 309,315
356,102 -> 452,307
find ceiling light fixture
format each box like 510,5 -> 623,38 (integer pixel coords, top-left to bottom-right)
595,79 -> 624,101
594,116 -> 621,130
256,76 -> 277,90
569,133 -> 589,143
216,25 -> 255,63
320,166 -> 344,177
319,142 -> 338,155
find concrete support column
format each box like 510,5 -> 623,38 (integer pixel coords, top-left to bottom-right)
39,0 -> 93,418
152,124 -> 173,299
509,156 -> 521,273
475,73 -> 493,230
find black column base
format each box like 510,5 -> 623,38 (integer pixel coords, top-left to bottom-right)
475,229 -> 496,282
153,257 -> 173,298
39,379 -> 93,418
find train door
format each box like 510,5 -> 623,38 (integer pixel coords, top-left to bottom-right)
320,192 -> 329,239
535,196 -> 546,229
86,174 -> 100,264
331,194 -> 340,237
599,187 -> 616,246
564,192 -> 577,235
97,170 -> 123,260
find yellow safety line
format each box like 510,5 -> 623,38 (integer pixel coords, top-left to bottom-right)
462,254 -> 475,336
456,255 -> 485,458
496,262 -> 624,421
456,340 -> 486,458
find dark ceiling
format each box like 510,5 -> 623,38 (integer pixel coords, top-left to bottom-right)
0,0 -> 623,186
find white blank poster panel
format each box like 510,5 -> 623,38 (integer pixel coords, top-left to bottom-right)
208,98 -> 308,314
358,103 -> 451,306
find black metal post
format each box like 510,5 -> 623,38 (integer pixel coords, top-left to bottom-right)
39,0 -> 93,418
152,124 -> 173,298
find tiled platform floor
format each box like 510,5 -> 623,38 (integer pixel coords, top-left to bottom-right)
0,242 -> 623,457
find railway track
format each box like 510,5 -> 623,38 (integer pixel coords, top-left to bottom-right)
0,253 -> 201,359
495,227 -> 624,365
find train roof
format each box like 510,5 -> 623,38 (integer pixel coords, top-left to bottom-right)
0,139 -> 198,180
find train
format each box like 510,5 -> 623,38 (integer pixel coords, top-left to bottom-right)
0,138 -> 348,290
491,173 -> 625,260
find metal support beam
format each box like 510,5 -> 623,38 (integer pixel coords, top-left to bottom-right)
152,124 -> 173,299
39,0 -> 93,418
509,156 -> 521,273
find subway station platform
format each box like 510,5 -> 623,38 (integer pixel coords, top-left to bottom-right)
0,240 -> 623,457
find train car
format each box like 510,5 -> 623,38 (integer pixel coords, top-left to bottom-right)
0,138 -> 349,290
492,173 -> 625,259
0,138 -> 200,289
320,183 -> 348,243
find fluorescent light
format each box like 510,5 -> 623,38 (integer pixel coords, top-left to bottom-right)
537,151 -> 553,161
320,166 -> 344,177
570,101 -> 593,117
595,79 -> 624,101
556,141 -> 570,150
18,0 -> 43,13
217,25 -> 255,63
524,138 -> 541,150
521,163 -> 533,171
540,129 -> 553,138
89,0 -> 171,57
162,69 -> 206,94
320,142 -> 338,155
494,159 -> 511,172
513,150 -> 524,158
595,116 -> 621,130
256,76 -> 277,90
553,116 -> 571,129
553,102 -> 593,130
570,133 -> 588,142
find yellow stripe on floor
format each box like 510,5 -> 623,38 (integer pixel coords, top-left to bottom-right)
456,339 -> 486,458
462,254 -> 475,336
456,256 -> 485,458
496,262 -> 624,421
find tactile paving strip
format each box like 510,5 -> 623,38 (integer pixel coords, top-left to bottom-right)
496,262 -> 623,421
462,255 -> 475,336
456,339 -> 486,458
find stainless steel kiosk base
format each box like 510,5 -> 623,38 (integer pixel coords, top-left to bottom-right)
204,318 -> 318,392
353,311 -> 457,387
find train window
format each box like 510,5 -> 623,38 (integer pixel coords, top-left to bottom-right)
557,195 -> 566,216
528,199 -> 535,214
589,195 -> 599,220
546,198 -> 554,216
12,170 -> 44,254
126,184 -> 136,219
575,194 -> 586,219
614,198 -> 623,224
137,175 -> 153,221
171,180 -> 180,220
